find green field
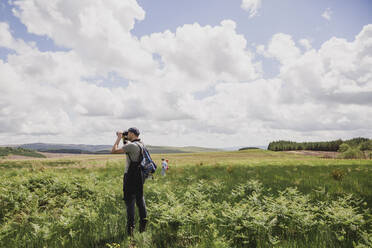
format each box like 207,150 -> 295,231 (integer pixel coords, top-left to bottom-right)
1,150 -> 372,248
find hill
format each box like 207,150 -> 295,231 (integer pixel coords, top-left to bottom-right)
19,143 -> 110,153
0,147 -> 46,158
18,143 -> 222,154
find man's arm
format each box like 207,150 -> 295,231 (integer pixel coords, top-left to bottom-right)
111,133 -> 125,154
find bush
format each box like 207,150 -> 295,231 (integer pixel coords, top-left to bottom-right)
338,143 -> 350,153
341,148 -> 364,159
338,143 -> 365,159
331,169 -> 346,181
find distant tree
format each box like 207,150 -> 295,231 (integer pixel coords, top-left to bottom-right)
359,140 -> 372,151
345,137 -> 369,147
268,137 -> 370,152
239,147 -> 260,151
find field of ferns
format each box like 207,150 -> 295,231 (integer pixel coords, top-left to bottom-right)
1,149 -> 372,247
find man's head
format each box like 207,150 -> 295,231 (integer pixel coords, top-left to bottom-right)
127,127 -> 140,141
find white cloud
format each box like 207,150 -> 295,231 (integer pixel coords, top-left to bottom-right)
322,8 -> 332,21
299,39 -> 312,51
265,33 -> 301,65
0,0 -> 371,147
0,1 -> 263,146
140,20 -> 261,92
183,24 -> 372,144
241,0 -> 262,18
256,44 -> 266,55
12,0 -> 156,80
145,21 -> 372,143
259,25 -> 372,132
0,22 -> 13,47
0,22 -> 33,53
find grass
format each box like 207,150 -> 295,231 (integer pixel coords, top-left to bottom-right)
0,149 -> 371,247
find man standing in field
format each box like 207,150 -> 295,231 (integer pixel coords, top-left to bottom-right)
111,127 -> 147,236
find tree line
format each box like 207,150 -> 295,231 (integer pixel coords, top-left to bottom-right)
268,137 -> 370,152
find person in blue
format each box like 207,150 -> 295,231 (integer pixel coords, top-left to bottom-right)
111,127 -> 147,236
161,158 -> 168,176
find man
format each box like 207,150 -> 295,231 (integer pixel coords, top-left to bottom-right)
111,127 -> 147,236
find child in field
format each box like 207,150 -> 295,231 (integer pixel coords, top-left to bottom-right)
161,158 -> 167,176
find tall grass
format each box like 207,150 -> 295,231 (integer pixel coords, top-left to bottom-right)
0,150 -> 371,247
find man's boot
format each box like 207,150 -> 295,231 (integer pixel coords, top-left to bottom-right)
139,219 -> 147,233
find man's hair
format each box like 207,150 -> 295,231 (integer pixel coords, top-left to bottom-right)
128,127 -> 140,136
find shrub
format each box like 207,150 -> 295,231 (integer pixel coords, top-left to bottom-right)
338,143 -> 350,153
331,169 -> 345,181
341,148 -> 364,159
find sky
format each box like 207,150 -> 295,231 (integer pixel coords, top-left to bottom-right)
0,0 -> 371,148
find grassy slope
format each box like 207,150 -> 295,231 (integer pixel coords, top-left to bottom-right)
0,147 -> 46,158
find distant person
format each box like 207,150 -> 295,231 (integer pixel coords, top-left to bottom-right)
111,127 -> 147,236
166,159 -> 169,170
161,158 -> 168,176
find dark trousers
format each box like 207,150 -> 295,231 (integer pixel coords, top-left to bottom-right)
125,194 -> 147,229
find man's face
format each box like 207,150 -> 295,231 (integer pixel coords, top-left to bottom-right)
127,131 -> 137,141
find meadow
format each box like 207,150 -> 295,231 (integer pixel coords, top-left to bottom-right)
1,150 -> 372,248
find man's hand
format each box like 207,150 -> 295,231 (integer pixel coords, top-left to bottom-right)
112,131 -> 125,154
116,131 -> 123,139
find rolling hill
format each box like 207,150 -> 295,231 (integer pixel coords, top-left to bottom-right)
18,143 -> 222,154
0,147 -> 46,158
